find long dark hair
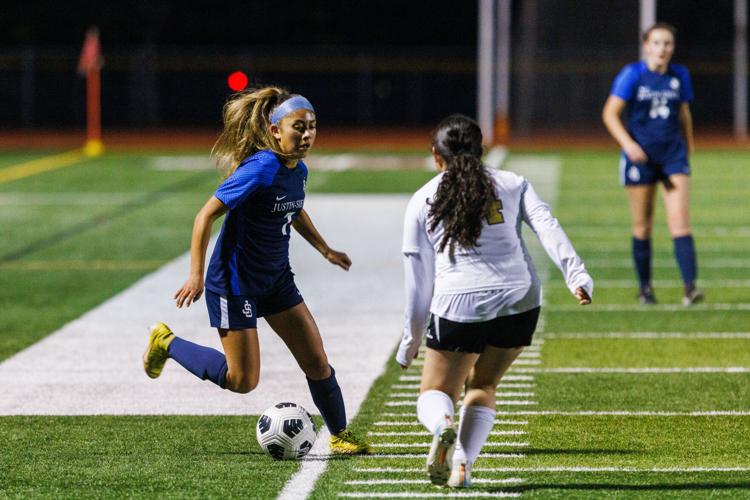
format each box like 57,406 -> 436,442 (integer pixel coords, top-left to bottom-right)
427,114 -> 495,258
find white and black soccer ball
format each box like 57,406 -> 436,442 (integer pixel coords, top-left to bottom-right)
256,402 -> 317,460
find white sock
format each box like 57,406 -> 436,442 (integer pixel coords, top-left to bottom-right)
455,404 -> 496,465
417,390 -> 454,434
452,405 -> 468,465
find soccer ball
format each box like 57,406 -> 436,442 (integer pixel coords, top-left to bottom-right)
256,402 -> 317,460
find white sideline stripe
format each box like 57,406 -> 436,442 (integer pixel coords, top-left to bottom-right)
277,428 -> 331,499
344,478 -> 525,485
371,442 -> 529,448
353,467 -> 750,473
507,367 -> 750,374
357,453 -> 526,459
496,411 -> 750,416
368,430 -> 527,436
385,400 -> 537,406
543,332 -> 750,339
338,493 -> 520,498
373,419 -> 528,426
547,303 -> 750,312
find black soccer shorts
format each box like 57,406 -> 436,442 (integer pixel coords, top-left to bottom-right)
425,306 -> 541,353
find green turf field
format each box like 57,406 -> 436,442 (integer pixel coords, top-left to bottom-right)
1,148 -> 749,498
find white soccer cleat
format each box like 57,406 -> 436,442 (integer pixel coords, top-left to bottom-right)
426,417 -> 456,486
447,461 -> 472,488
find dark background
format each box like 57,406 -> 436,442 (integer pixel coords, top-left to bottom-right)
0,0 -> 738,133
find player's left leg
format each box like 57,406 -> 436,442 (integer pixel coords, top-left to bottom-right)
661,174 -> 703,305
419,348 -> 479,485
264,302 -> 371,454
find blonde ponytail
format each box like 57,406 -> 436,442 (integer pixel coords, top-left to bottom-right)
212,86 -> 297,177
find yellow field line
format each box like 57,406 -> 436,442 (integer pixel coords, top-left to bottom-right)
0,149 -> 87,184
0,259 -> 166,270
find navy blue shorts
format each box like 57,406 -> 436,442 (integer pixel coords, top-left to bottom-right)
619,151 -> 690,186
426,307 -> 541,353
205,275 -> 304,330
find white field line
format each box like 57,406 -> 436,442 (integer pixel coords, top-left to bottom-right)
371,442 -> 529,448
357,453 -> 526,459
518,351 -> 541,358
368,430 -> 527,436
390,384 -> 536,390
381,410 -> 750,417
543,332 -> 750,339
373,419 -> 528,426
546,279 -> 750,289
353,467 -> 750,473
583,258 -> 750,268
385,400 -> 538,407
387,392 -> 534,398
344,478 -> 525,485
496,411 -> 750,416
398,375 -> 535,382
507,367 -> 750,374
546,303 -> 750,312
338,493 -> 521,498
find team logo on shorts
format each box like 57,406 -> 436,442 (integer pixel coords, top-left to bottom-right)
242,300 -> 253,318
628,166 -> 641,182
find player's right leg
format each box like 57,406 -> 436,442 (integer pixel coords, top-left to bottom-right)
449,307 -> 539,488
143,291 -> 260,392
626,183 -> 658,304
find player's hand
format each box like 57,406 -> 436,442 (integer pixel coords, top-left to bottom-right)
325,249 -> 352,271
398,351 -> 418,370
575,287 -> 592,305
624,142 -> 648,164
175,275 -> 204,308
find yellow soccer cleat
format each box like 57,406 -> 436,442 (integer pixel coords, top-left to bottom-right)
143,322 -> 175,379
329,429 -> 373,455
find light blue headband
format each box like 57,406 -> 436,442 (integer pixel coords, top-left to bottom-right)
270,95 -> 315,125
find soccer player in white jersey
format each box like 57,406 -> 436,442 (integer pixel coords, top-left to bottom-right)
396,114 -> 593,487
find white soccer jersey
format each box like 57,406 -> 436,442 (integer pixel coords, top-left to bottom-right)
397,167 -> 593,367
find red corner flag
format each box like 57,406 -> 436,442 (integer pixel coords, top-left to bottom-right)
78,27 -> 104,156
78,27 -> 102,76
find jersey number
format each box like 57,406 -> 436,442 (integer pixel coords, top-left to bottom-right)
486,198 -> 505,225
282,212 -> 294,236
649,97 -> 670,119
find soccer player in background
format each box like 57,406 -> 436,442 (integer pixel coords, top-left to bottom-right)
602,22 -> 703,306
397,114 -> 593,487
142,86 -> 371,455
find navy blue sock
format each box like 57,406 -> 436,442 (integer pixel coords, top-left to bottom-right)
673,234 -> 697,286
632,237 -> 652,288
307,366 -> 347,435
168,337 -> 228,389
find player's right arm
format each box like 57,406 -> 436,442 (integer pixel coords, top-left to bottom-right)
175,195 -> 228,308
602,95 -> 648,164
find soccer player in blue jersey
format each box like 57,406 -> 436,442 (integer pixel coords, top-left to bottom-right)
602,22 -> 703,306
142,86 -> 371,454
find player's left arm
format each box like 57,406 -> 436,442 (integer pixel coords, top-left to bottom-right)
292,208 -> 352,270
679,102 -> 695,156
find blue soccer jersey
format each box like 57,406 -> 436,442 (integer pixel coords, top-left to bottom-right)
205,150 -> 307,296
611,61 -> 693,160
